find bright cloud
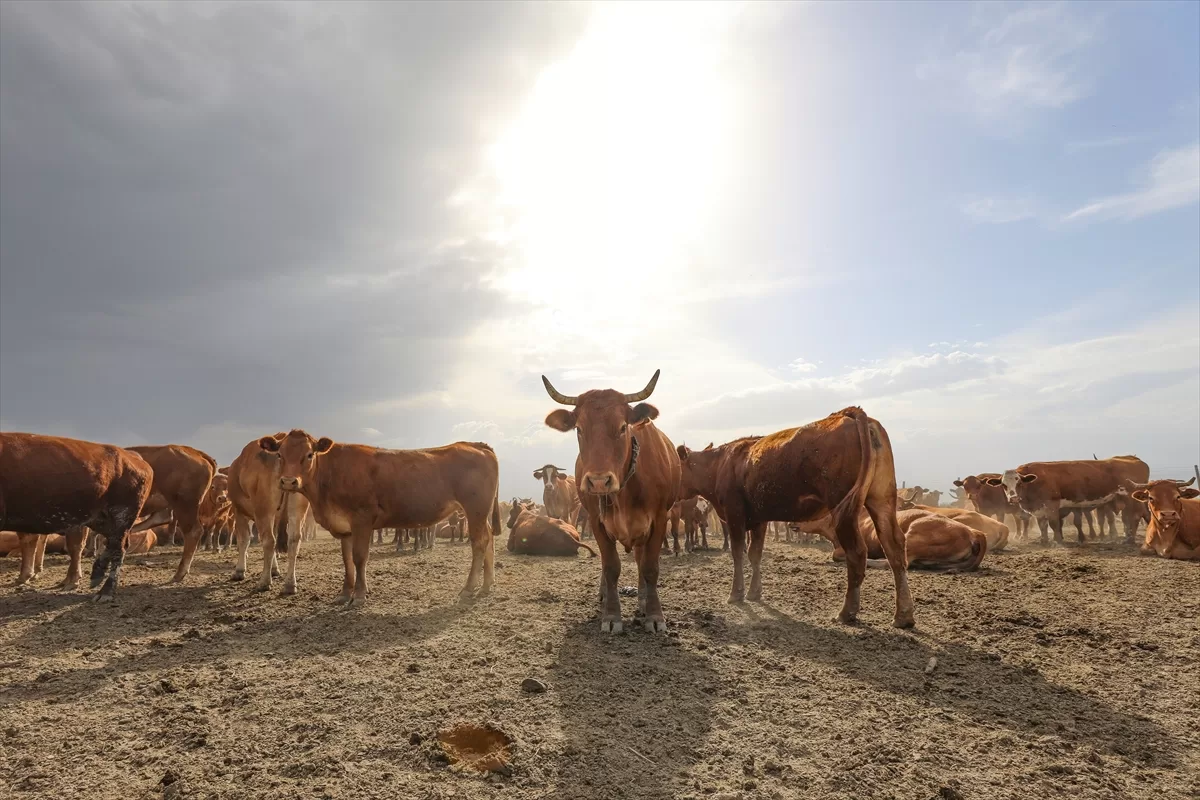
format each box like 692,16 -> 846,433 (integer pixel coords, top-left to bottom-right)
1063,142 -> 1200,223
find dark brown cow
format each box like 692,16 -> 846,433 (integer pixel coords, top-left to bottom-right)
534,465 -> 582,523
996,456 -> 1150,544
262,431 -> 501,606
506,500 -> 597,556
543,369 -> 680,633
676,407 -> 915,628
226,433 -> 314,593
953,474 -> 1031,540
1129,478 -> 1200,560
0,433 -> 152,599
126,444 -> 217,583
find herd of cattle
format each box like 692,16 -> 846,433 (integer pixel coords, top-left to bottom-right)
1,369 -> 1197,633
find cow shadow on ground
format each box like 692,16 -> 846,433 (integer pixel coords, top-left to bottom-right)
717,604 -> 1179,768
549,620 -> 718,800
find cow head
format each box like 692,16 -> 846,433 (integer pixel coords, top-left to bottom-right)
989,470 -> 1037,509
675,442 -> 718,500
1128,477 -> 1198,526
533,465 -> 568,486
543,369 -> 660,495
259,429 -> 334,492
507,498 -> 537,529
207,474 -> 231,509
953,475 -> 988,508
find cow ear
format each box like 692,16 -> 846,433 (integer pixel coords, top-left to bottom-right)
984,478 -> 1001,486
315,437 -> 334,454
545,409 -> 576,432
1019,474 -> 1037,484
629,403 -> 659,423
259,436 -> 281,453
1131,489 -> 1150,503
953,479 -> 964,487
676,444 -> 690,461
533,470 -> 543,480
1180,488 -> 1200,500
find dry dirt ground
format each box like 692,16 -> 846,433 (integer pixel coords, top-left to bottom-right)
1,530 -> 1197,800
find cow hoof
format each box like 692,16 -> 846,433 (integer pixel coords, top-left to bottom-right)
747,591 -> 762,602
56,581 -> 79,592
230,570 -> 245,582
893,611 -> 916,629
253,582 -> 270,593
96,593 -> 115,604
837,610 -> 858,625
334,594 -> 352,606
644,618 -> 667,634
271,569 -> 282,579
457,591 -> 476,605
600,619 -> 623,634
728,594 -> 745,605
168,575 -> 186,585
347,597 -> 366,610
281,582 -> 297,596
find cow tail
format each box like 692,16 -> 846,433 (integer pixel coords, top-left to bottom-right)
491,492 -> 502,541
829,407 -> 874,529
579,541 -> 598,557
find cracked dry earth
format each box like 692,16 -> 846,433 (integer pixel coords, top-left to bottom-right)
1,534 -> 1197,800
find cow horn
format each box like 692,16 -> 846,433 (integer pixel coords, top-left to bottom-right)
542,375 -> 577,406
623,369 -> 661,403
1125,479 -> 1149,491
552,465 -> 566,472
1175,477 -> 1196,488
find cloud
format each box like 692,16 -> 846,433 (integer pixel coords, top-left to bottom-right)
1064,133 -> 1146,154
1062,142 -> 1200,223
919,2 -> 1103,123
961,195 -> 1039,224
787,358 -> 818,373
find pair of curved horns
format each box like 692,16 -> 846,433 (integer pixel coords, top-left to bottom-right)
1126,476 -> 1196,491
542,369 -> 661,406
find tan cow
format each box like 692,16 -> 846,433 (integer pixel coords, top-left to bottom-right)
0,433 -> 152,599
226,433 -> 313,594
533,465 -> 582,525
506,500 -> 597,556
898,501 -> 1010,551
821,509 -> 988,571
1129,478 -> 1200,560
262,431 -> 501,606
953,474 -> 1031,539
126,444 -> 217,583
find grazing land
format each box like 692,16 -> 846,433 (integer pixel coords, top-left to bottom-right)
1,535 -> 1196,800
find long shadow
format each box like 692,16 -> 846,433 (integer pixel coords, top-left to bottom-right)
1,597 -> 470,706
550,620 -> 718,800
716,604 -> 1179,767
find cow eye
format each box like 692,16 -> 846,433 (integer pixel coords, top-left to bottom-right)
619,423 -> 628,434
305,452 -> 314,461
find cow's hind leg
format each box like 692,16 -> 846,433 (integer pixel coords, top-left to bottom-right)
90,507 -> 137,602
59,527 -> 85,591
832,510 -> 869,625
232,513 -> 251,581
16,534 -> 39,586
727,518 -> 748,604
864,490 -> 915,628
459,512 -> 493,601
170,510 -> 204,584
746,522 -> 768,602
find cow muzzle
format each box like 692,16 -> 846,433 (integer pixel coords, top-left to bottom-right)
582,471 -> 619,495
279,476 -> 302,492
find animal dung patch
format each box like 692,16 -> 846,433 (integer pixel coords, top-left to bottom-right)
438,723 -> 514,773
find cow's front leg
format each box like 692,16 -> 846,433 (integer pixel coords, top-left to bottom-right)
347,527 -> 372,609
90,524 -> 129,602
170,511 -> 204,584
639,515 -> 668,633
232,514 -> 251,581
59,527 -> 85,591
336,533 -> 355,605
282,510 -> 305,596
16,534 -> 40,586
254,511 -> 277,592
594,525 -> 623,633
746,522 -> 768,602
727,520 -> 748,603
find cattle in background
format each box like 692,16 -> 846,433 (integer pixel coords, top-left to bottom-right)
534,465 -> 582,524
506,500 -> 597,557
801,508 -> 987,571
995,456 -> 1150,545
226,433 -> 314,594
1112,491 -> 1151,541
666,497 -> 708,554
898,500 -> 1010,551
1128,478 -> 1200,560
923,490 -> 943,508
198,472 -> 232,552
126,444 -> 218,583
897,486 -> 927,505
543,369 -> 680,633
0,433 -> 152,599
953,474 -> 1031,540
676,407 -> 915,629
262,431 -> 501,606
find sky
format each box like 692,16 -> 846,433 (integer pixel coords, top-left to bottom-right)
1,0 -> 1198,503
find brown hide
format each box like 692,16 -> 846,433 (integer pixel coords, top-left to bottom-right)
506,504 -> 597,556
998,456 -> 1150,543
127,444 -> 217,583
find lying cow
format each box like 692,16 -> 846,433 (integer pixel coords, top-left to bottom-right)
506,500 -> 597,556
1128,478 -> 1200,560
898,500 -> 1010,552
817,509 -> 987,571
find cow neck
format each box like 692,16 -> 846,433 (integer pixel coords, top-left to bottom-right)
597,434 -> 640,519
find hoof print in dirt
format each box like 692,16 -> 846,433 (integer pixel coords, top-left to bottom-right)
438,723 -> 513,775
520,677 -> 547,694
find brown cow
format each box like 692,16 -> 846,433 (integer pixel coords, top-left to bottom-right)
953,474 -> 1031,540
996,456 -> 1150,544
1112,491 -> 1151,540
506,500 -> 598,556
226,433 -> 313,593
676,407 -> 915,628
0,433 -> 152,599
812,509 -> 987,571
11,528 -> 89,589
126,444 -> 217,583
199,472 -> 232,552
1129,478 -> 1200,560
125,529 -> 158,555
898,501 -> 1010,552
543,369 -> 680,633
534,464 -> 582,522
261,431 -> 501,606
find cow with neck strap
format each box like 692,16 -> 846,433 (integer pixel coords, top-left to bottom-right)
543,369 -> 681,633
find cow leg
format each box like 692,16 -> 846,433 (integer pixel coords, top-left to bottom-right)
746,522 -> 768,602
33,534 -> 47,576
281,502 -> 307,596
459,512 -> 493,601
90,504 -> 138,601
727,518 -> 748,604
632,544 -> 649,615
721,520 -> 730,552
253,509 -> 278,591
232,514 -> 252,581
335,534 -> 355,604
16,534 -> 39,586
594,524 -> 623,633
348,527 -> 372,608
58,526 -> 85,591
169,509 -> 204,584
832,509 -> 867,625
670,516 -> 681,556
638,514 -> 669,633
864,490 -> 916,628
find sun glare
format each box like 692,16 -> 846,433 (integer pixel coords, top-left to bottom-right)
484,2 -> 743,327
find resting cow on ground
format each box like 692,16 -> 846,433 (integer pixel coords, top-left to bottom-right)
953,474 -> 1031,540
676,407 -> 915,628
898,501 -> 1010,551
506,500 -> 597,556
996,456 -> 1150,545
226,433 -> 314,594
262,431 -> 501,606
858,510 -> 987,571
1128,478 -> 1200,560
0,433 -> 152,599
543,370 -> 680,633
126,444 -> 217,583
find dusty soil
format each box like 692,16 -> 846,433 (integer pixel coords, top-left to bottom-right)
1,532 -> 1197,800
